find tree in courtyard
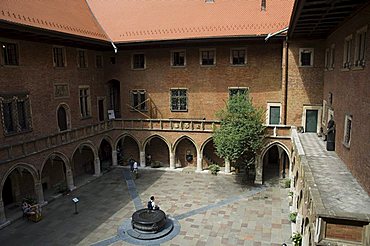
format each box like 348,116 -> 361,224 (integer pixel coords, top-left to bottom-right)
213,92 -> 265,172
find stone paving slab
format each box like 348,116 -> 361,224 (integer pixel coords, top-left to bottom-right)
298,133 -> 370,216
0,168 -> 292,245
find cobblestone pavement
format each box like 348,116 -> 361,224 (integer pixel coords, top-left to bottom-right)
0,168 -> 292,246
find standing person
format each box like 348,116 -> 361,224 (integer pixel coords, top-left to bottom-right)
133,161 -> 138,178
128,155 -> 134,172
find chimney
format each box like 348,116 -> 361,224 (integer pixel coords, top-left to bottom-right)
261,0 -> 266,11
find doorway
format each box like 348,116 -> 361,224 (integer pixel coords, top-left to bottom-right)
305,110 -> 318,133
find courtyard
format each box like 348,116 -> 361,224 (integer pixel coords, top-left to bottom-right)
0,168 -> 292,246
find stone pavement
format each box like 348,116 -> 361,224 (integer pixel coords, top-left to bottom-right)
0,168 -> 292,246
298,133 -> 370,216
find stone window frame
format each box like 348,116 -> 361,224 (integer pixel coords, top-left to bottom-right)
1,39 -> 20,66
0,94 -> 33,136
52,45 -> 67,68
56,103 -> 72,132
199,48 -> 216,66
77,49 -> 88,69
230,47 -> 247,66
353,25 -> 367,69
342,34 -> 353,70
95,54 -> 103,68
266,102 -> 282,126
324,48 -> 330,70
321,100 -> 328,126
130,89 -> 148,112
328,44 -> 335,70
78,86 -> 91,119
170,49 -> 186,67
343,114 -> 352,148
299,48 -> 314,67
228,87 -> 249,98
170,88 -> 188,112
131,53 -> 146,70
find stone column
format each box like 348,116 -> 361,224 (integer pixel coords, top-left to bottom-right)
170,151 -> 175,169
66,168 -> 76,191
34,181 -> 45,205
0,199 -> 6,224
140,151 -> 146,167
196,150 -> 203,172
224,159 -> 231,173
255,157 -> 263,184
112,150 -> 118,166
94,157 -> 101,176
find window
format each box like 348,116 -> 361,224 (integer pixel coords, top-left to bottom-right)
299,48 -> 314,67
1,42 -> 19,65
229,87 -> 248,97
96,54 -> 103,68
171,50 -> 186,67
343,114 -> 352,148
343,35 -> 352,69
53,46 -> 66,67
267,103 -> 281,125
0,94 -> 32,135
130,90 -> 147,111
324,48 -> 330,69
329,44 -> 335,69
354,26 -> 367,68
77,50 -> 87,68
230,48 -> 246,65
79,87 -> 91,118
132,53 -> 145,69
200,49 -> 216,66
170,89 -> 187,111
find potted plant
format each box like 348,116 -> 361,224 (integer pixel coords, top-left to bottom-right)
209,164 -> 220,175
291,232 -> 302,246
289,212 -> 297,223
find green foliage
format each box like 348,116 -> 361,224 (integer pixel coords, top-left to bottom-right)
213,92 -> 265,167
291,232 -> 302,246
289,212 -> 297,223
208,164 -> 221,175
23,197 -> 37,205
53,182 -> 68,194
151,161 -> 162,168
288,191 -> 294,197
283,178 -> 291,188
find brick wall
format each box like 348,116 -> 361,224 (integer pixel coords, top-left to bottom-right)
322,4 -> 370,195
286,41 -> 324,126
326,222 -> 363,242
103,41 -> 284,121
0,38 -> 106,146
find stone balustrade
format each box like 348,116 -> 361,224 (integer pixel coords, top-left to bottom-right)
0,119 -> 291,164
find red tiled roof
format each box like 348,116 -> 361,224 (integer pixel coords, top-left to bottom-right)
0,0 -> 109,41
87,0 -> 294,43
0,0 -> 294,43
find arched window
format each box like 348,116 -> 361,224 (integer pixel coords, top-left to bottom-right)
57,104 -> 70,131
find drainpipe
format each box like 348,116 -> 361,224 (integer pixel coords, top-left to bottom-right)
283,38 -> 289,125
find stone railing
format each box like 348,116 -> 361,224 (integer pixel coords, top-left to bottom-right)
264,125 -> 291,139
0,119 -> 291,164
0,121 -> 113,164
112,118 -> 220,132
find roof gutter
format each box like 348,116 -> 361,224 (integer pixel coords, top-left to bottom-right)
265,27 -> 289,41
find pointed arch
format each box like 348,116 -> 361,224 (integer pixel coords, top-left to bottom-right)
72,141 -> 98,159
200,136 -> 214,154
173,135 -> 198,153
0,162 -> 38,200
260,141 -> 291,162
143,134 -> 171,152
115,133 -> 142,151
40,151 -> 71,174
99,135 -> 114,148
